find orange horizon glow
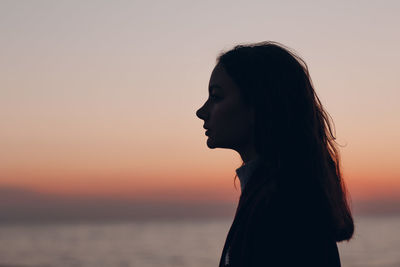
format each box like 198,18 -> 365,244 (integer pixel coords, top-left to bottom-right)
2,165 -> 399,203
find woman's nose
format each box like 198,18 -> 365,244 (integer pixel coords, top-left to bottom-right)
196,103 -> 208,120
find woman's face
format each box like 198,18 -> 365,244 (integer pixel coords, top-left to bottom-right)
196,63 -> 255,152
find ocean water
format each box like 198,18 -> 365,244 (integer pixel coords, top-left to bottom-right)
0,216 -> 399,267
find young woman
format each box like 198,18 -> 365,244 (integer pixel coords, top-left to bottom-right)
196,41 -> 354,267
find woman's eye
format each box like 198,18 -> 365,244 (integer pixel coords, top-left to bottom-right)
210,94 -> 222,101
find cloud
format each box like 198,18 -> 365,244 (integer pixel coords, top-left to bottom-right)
0,186 -> 236,223
1,186 -> 399,223
352,198 -> 400,216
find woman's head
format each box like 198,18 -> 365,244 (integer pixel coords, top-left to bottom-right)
197,41 -> 353,241
196,63 -> 257,161
216,42 -> 322,164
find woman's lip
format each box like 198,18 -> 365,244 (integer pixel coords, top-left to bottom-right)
205,130 -> 210,136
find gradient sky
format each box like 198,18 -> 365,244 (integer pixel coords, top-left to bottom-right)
1,0 -> 399,205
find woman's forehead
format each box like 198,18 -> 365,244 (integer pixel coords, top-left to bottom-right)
209,64 -> 238,93
209,64 -> 225,83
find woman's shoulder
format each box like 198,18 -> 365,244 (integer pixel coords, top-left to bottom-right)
242,182 -> 340,266
229,170 -> 340,267
244,173 -> 333,232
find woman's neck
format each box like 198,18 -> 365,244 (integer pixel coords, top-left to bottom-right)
238,145 -> 258,163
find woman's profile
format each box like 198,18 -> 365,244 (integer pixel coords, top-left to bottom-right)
196,41 -> 354,267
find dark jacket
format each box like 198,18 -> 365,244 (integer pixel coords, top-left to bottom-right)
219,165 -> 341,267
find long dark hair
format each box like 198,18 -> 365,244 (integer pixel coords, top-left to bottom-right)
217,41 -> 353,242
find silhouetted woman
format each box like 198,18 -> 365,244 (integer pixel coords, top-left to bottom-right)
196,41 -> 354,267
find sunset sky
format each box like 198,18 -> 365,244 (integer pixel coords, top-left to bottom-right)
1,0 -> 399,214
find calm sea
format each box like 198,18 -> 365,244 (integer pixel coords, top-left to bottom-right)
0,215 -> 399,267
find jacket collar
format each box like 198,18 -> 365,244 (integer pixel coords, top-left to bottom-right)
235,157 -> 262,192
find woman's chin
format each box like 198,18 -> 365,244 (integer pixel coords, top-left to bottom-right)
207,138 -> 233,150
206,138 -> 217,149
